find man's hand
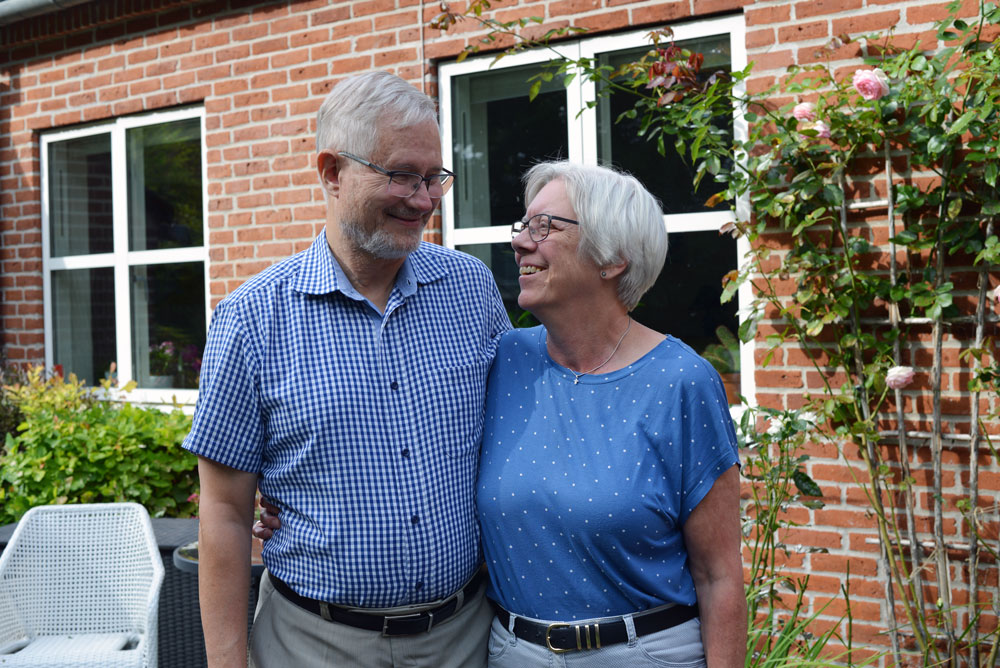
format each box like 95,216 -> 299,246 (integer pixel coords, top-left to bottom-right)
252,495 -> 282,540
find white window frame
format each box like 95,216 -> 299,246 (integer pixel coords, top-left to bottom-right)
40,107 -> 210,406
438,14 -> 755,406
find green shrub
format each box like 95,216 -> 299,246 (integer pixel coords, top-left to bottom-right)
0,367 -> 198,525
0,363 -> 24,449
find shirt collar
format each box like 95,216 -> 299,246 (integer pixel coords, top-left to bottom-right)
291,230 -> 447,297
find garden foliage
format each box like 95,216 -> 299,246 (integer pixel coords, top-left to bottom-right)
0,367 -> 198,525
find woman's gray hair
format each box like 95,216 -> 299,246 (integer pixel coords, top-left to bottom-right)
316,71 -> 439,158
523,161 -> 668,311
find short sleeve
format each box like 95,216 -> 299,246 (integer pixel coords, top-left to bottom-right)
182,300 -> 266,472
676,365 -> 740,523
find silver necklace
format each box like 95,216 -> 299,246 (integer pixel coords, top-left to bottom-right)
571,317 -> 632,384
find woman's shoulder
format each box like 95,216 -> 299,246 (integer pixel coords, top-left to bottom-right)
499,325 -> 544,347
649,335 -> 724,384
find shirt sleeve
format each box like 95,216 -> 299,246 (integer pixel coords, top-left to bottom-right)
676,364 -> 740,523
182,299 -> 266,473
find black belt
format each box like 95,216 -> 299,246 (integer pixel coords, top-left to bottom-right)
494,602 -> 699,653
269,570 -> 484,636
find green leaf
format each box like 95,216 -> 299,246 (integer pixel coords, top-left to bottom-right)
986,162 -> 998,188
528,80 -> 542,101
793,470 -> 823,497
947,110 -> 976,136
927,134 -> 949,154
946,197 -> 963,219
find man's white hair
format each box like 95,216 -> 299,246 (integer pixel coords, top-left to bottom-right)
316,71 -> 439,158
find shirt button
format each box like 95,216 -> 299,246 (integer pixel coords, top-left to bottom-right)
401,448 -> 410,458
415,581 -> 423,591
411,515 -> 420,525
390,381 -> 399,390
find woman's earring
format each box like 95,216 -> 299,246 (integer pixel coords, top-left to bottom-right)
601,271 -> 607,278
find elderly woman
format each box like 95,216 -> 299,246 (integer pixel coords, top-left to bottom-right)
479,161 -> 744,667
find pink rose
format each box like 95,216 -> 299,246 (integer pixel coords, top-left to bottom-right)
792,102 -> 816,121
886,366 -> 915,390
852,68 -> 890,101
801,120 -> 831,138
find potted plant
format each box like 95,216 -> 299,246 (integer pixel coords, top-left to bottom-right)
148,341 -> 179,388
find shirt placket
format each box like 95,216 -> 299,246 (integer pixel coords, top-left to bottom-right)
378,292 -> 432,601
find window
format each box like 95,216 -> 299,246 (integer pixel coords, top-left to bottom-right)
439,15 -> 753,404
41,108 -> 208,401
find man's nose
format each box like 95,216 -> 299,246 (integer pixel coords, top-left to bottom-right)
403,180 -> 435,213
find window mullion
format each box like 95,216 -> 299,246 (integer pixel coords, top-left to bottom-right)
567,43 -> 599,165
566,42 -> 589,165
41,136 -> 54,369
111,121 -> 133,385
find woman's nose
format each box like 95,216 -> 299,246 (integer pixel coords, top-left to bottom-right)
511,227 -> 535,252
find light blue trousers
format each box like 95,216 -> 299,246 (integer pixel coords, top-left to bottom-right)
486,610 -> 706,668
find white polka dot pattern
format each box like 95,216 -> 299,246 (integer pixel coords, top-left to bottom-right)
477,327 -> 739,621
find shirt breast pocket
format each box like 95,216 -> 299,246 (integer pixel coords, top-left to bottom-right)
415,359 -> 491,458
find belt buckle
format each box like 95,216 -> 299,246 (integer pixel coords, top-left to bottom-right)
545,622 -> 573,653
382,611 -> 433,636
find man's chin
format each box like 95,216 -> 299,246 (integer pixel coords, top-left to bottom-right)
361,231 -> 421,260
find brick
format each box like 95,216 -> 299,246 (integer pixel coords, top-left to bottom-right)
746,4 -> 792,25
313,5 -> 351,25
253,37 -> 290,56
795,0 -> 864,20
778,21 -> 829,44
747,28 -> 776,50
832,10 -> 902,36
256,208 -> 293,225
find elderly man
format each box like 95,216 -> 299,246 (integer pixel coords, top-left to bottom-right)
184,71 -> 509,668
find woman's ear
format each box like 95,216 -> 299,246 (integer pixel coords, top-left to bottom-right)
600,260 -> 628,280
317,150 -> 342,197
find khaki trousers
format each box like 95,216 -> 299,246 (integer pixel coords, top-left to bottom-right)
249,571 -> 491,668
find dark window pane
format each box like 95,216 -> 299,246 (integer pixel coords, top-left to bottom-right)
456,243 -> 538,327
632,230 -> 738,365
51,268 -> 116,384
598,35 -> 732,214
451,65 -> 568,229
127,118 -> 204,251
48,135 -> 113,256
131,262 -> 205,389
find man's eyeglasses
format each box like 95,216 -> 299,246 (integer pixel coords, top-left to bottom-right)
511,213 -> 580,242
339,152 -> 455,199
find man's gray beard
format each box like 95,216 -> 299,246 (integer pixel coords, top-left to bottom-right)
342,221 -> 421,260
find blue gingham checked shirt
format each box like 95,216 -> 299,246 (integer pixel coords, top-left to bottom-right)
183,232 -> 510,608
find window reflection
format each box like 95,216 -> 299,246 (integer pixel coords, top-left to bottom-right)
451,65 -> 568,229
598,35 -> 732,213
127,118 -> 204,251
48,135 -> 113,257
51,268 -> 116,385
130,262 -> 205,389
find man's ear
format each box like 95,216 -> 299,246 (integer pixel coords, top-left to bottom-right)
317,150 -> 342,197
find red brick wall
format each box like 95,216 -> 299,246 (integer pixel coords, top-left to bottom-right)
1,0 -> 996,663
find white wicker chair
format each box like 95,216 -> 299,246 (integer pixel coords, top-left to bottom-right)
0,503 -> 164,667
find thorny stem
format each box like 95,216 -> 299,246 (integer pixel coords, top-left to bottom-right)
968,217 -> 992,668
885,134 -> 930,654
930,151 -> 955,667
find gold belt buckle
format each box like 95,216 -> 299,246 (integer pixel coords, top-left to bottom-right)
544,622 -> 601,653
545,622 -> 573,653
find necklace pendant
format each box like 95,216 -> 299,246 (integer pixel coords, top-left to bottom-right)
573,376 -> 580,385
